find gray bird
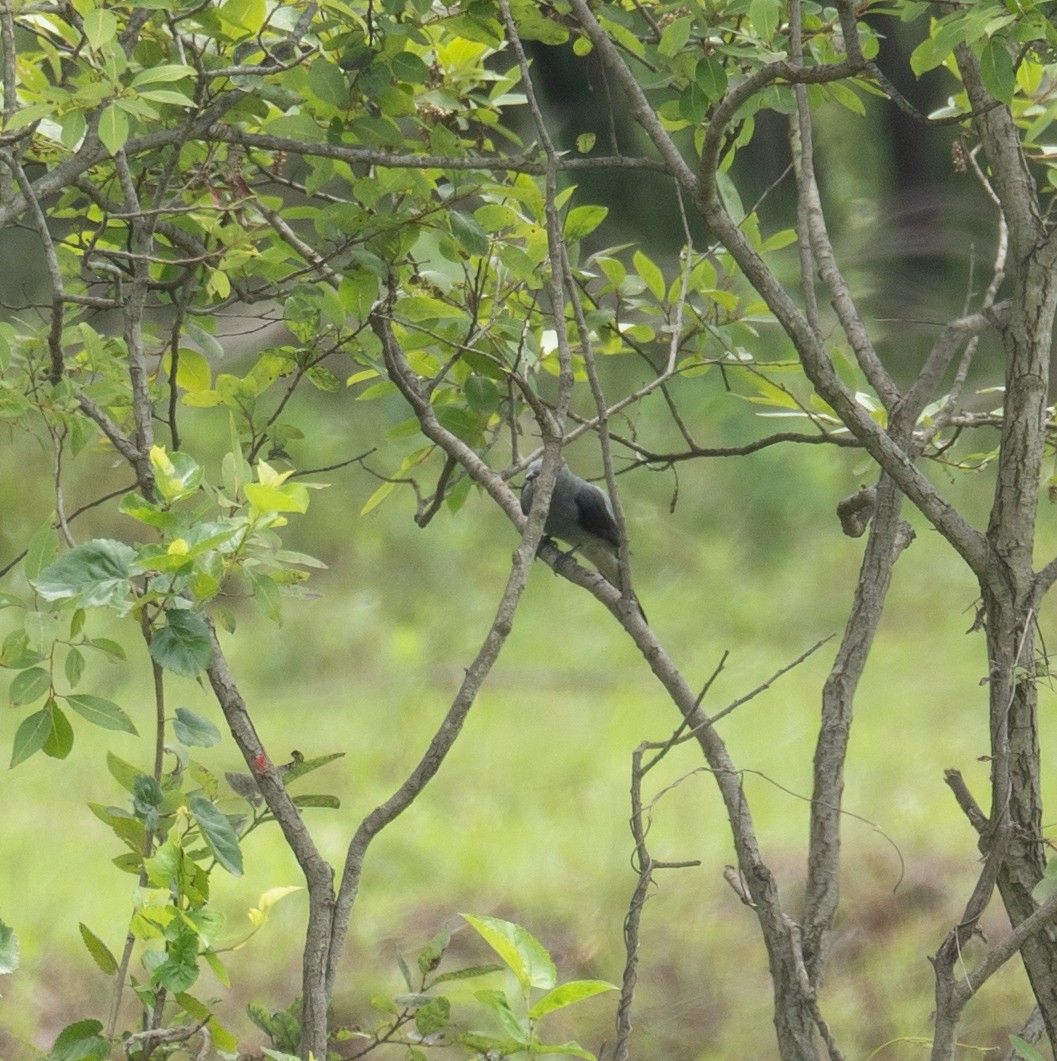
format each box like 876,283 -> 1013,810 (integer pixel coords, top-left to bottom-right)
521,459 -> 646,619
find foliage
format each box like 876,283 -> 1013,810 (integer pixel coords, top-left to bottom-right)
3,0 -> 1057,1059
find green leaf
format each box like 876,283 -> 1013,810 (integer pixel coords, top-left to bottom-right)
64,647 -> 86,688
24,524 -> 59,581
431,963 -> 505,986
147,924 -> 200,993
414,996 -> 451,1036
184,319 -> 226,359
85,637 -> 127,661
465,375 -> 500,413
11,708 -> 52,767
749,0 -> 780,41
696,56 -> 727,101
563,205 -> 608,242
173,349 -> 212,393
528,979 -> 617,1020
1010,1035 -> 1047,1061
633,249 -> 665,302
49,1020 -> 108,1061
173,707 -> 222,748
290,794 -> 341,809
130,64 -> 196,87
308,57 -> 350,107
980,36 -> 1015,105
0,920 -> 20,973
98,104 -> 129,156
42,702 -> 74,759
33,540 -> 136,610
461,914 -> 556,990
79,923 -> 118,975
417,925 -> 451,976
532,1041 -> 596,1059
244,481 -> 310,514
189,796 -> 244,876
219,0 -> 266,34
82,8 -> 117,48
360,479 -> 396,516
472,989 -> 526,1040
9,666 -> 51,707
151,447 -> 204,502
278,751 -> 345,784
659,15 -> 692,56
118,493 -> 179,529
149,610 -> 213,678
65,694 -> 138,734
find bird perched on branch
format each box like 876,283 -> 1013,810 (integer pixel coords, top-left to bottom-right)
521,459 -> 646,621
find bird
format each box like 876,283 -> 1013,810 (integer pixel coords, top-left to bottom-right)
520,458 -> 646,620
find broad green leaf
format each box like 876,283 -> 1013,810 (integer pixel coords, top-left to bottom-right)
980,36 -> 1015,105
42,702 -> 74,759
106,752 -> 144,795
129,64 -> 196,87
563,205 -> 608,242
10,708 -> 51,767
189,795 -> 244,876
461,914 -> 556,990
149,610 -> 213,677
184,319 -> 225,359
658,15 -> 692,56
244,481 -> 309,514
449,210 -> 490,255
0,920 -> 20,973
146,923 -> 200,992
9,666 -> 51,706
414,996 -> 451,1035
135,88 -> 194,107
218,0 -> 266,34
24,523 -> 58,581
528,979 -> 618,1019
33,540 -> 136,610
174,349 -> 212,393
49,1020 -> 108,1061
633,249 -> 665,302
150,446 -> 204,502
79,923 -> 118,975
82,8 -> 117,48
472,989 -> 526,1040
749,0 -> 780,42
65,694 -> 138,734
308,57 -> 350,108
64,646 -> 85,688
696,56 -> 727,101
173,706 -> 222,748
98,104 -> 129,156
119,493 -> 179,528
85,637 -> 127,660
1010,1034 -> 1047,1061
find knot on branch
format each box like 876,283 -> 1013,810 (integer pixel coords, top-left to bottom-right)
836,484 -> 876,537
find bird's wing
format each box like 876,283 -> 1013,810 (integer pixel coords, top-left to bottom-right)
575,484 -> 620,547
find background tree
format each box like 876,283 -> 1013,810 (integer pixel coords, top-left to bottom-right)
2,1 -> 1057,1059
